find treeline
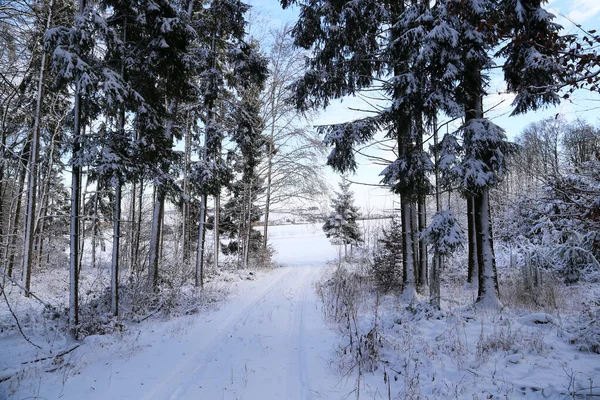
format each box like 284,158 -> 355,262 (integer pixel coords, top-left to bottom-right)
497,119 -> 600,285
280,0 -> 600,308
0,0 -> 327,337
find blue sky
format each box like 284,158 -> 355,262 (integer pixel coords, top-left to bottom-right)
246,0 -> 600,213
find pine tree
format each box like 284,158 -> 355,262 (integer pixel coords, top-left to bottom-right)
372,218 -> 403,292
190,0 -> 268,284
323,182 -> 362,258
220,77 -> 268,267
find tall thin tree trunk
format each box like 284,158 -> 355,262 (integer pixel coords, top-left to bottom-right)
243,180 -> 252,268
195,126 -> 209,287
69,0 -> 86,335
263,76 -> 277,250
6,161 -> 27,277
467,196 -> 477,284
263,140 -> 273,250
133,179 -> 144,271
133,179 -> 143,273
128,180 -> 136,275
111,182 -> 121,316
418,195 -> 427,289
79,164 -> 89,275
401,196 -> 416,301
148,188 -> 164,291
148,100 -> 176,292
195,194 -> 207,287
22,0 -> 53,297
91,192 -> 98,268
182,110 -> 191,262
159,204 -> 165,262
214,193 -> 220,269
430,118 -> 441,309
111,18 -> 127,315
411,202 -> 419,284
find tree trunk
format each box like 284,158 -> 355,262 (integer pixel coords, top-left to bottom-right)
148,188 -> 164,291
182,110 -> 191,262
111,182 -> 121,316
411,202 -> 419,285
418,195 -> 427,289
243,181 -> 252,268
467,195 -> 478,284
148,100 -> 176,292
22,0 -> 54,297
6,161 -> 27,278
195,123 -> 209,287
128,180 -> 136,275
475,190 -> 501,308
263,139 -> 273,250
430,118 -> 441,309
214,193 -> 220,270
91,189 -> 99,268
134,179 -> 143,270
195,193 -> 207,287
69,0 -> 85,333
401,196 -> 416,302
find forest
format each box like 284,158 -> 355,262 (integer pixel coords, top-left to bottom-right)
0,0 -> 331,336
1,0 -> 599,398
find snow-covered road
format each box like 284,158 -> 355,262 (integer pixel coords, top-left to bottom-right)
9,224 -> 351,399
138,265 -> 344,400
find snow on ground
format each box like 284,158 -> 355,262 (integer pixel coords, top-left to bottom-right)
1,223 -> 355,399
1,222 -> 600,399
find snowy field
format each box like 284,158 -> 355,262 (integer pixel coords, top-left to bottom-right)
1,222 -> 600,399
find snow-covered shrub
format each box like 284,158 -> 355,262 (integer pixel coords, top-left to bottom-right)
371,218 -> 403,293
316,263 -> 368,323
421,210 -> 465,257
500,271 -> 560,312
567,307 -> 600,354
248,244 -> 276,269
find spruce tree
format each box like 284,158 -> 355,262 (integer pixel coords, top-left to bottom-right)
323,182 -> 362,258
372,218 -> 403,293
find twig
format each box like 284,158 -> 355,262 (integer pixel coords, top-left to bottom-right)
134,302 -> 165,323
0,282 -> 41,349
0,269 -> 52,309
21,344 -> 81,365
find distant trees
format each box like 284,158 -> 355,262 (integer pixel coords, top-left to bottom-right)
501,119 -> 600,284
323,182 -> 362,258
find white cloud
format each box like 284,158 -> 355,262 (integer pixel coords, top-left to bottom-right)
549,0 -> 600,26
567,0 -> 600,24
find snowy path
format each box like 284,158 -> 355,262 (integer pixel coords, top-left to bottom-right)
139,264 -> 342,400
50,266 -> 351,400
11,224 -> 351,400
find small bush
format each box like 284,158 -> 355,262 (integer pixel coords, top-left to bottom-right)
568,307 -> 600,354
371,218 -> 403,293
500,272 -> 560,312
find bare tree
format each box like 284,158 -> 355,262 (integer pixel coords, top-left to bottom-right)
259,25 -> 327,246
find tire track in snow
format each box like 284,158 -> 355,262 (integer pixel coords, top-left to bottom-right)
140,267 -> 294,400
285,266 -> 313,400
298,266 -> 313,400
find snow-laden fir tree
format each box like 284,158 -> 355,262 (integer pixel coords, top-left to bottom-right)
372,218 -> 403,293
189,0 -> 268,285
220,77 -> 268,268
323,182 -> 362,259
